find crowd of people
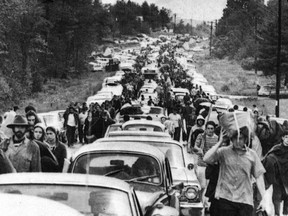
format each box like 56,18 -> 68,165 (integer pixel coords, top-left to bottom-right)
0,42 -> 287,216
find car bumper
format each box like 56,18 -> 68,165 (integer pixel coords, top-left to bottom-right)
180,202 -> 203,216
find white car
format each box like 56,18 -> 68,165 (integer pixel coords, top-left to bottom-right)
102,78 -> 123,96
86,94 -> 111,106
122,120 -> 165,132
0,193 -> 82,216
88,62 -> 103,72
38,110 -> 65,131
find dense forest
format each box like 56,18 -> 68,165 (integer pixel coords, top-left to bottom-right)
0,0 -> 171,106
213,0 -> 288,83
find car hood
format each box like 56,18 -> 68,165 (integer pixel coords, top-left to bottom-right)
135,187 -> 165,214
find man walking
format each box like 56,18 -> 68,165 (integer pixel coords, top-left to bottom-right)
63,105 -> 79,147
0,115 -> 41,172
203,126 -> 267,216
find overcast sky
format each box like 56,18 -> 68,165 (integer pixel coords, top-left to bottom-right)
101,0 -> 228,21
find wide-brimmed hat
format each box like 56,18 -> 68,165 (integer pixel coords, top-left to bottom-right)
7,115 -> 29,128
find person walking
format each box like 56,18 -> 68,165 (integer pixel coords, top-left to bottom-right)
193,121 -> 218,209
32,123 -> 59,172
169,108 -> 182,141
78,108 -> 88,144
46,126 -> 67,172
0,115 -> 41,172
262,131 -> 288,216
187,115 -> 205,153
83,110 -> 97,144
203,126 -> 267,216
63,105 -> 79,147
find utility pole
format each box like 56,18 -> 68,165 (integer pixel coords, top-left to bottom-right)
254,16 -> 258,75
275,0 -> 282,117
190,19 -> 193,35
174,14 -> 177,33
215,19 -> 218,35
209,21 -> 213,56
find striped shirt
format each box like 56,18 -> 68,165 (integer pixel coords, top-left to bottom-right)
195,133 -> 218,166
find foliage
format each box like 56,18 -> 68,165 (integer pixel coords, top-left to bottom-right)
213,0 -> 266,59
109,0 -> 171,35
256,0 -> 288,83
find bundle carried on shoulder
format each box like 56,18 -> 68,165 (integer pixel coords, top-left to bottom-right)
218,110 -> 256,138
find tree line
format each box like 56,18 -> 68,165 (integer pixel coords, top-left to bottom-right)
213,0 -> 288,83
0,0 -> 171,108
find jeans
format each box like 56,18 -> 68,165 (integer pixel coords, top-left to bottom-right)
215,198 -> 253,216
78,124 -> 84,143
174,127 -> 180,141
66,125 -> 76,146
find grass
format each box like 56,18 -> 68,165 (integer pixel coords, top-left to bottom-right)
195,53 -> 288,118
19,71 -> 114,113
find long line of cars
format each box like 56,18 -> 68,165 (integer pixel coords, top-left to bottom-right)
0,35 -> 209,216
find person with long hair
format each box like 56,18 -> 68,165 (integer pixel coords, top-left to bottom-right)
32,123 -> 58,172
46,126 -> 67,172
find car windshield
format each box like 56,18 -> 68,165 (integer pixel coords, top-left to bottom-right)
73,153 -> 162,185
0,185 -> 132,216
124,125 -> 163,132
148,107 -> 163,114
120,106 -> 143,115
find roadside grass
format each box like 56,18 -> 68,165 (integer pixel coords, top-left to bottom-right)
196,57 -> 259,96
195,55 -> 288,118
21,71 -> 114,113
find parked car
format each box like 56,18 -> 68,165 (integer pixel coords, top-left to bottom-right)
88,62 -> 103,72
141,106 -> 167,121
86,94 -> 112,106
102,77 -> 123,96
0,173 -> 177,216
0,193 -> 83,216
69,142 -> 182,215
94,135 -> 203,216
122,120 -> 165,132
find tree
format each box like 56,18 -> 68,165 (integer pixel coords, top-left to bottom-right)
256,0 -> 288,84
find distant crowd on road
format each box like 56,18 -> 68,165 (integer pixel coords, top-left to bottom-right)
0,40 -> 288,216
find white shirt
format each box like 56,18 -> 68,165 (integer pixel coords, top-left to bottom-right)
169,113 -> 181,128
67,114 -> 76,127
79,112 -> 87,125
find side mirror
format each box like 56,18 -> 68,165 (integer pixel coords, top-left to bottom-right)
145,203 -> 179,216
172,182 -> 184,190
187,163 -> 194,170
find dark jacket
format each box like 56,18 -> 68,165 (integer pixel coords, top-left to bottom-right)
34,140 -> 59,172
94,117 -> 115,139
63,109 -> 79,128
51,141 -> 67,172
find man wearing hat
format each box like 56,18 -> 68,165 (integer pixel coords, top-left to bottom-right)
0,115 -> 41,172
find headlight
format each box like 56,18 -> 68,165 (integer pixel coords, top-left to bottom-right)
184,187 -> 198,200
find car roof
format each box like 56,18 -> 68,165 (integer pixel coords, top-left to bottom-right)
0,173 -> 132,192
72,141 -> 165,161
98,136 -> 182,147
107,131 -> 171,138
0,193 -> 82,216
122,120 -> 165,129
